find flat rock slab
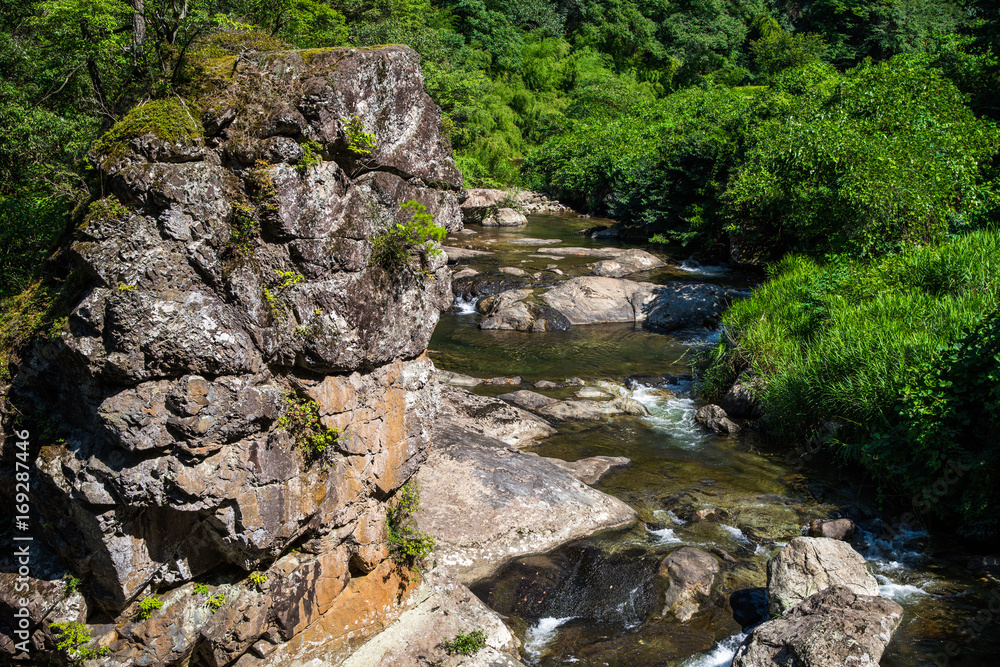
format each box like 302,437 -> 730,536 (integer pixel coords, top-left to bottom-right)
592,249 -> 666,278
435,369 -> 482,387
417,425 -> 636,583
542,276 -> 657,325
442,246 -> 494,261
541,455 -> 630,484
543,247 -> 629,257
438,385 -> 556,447
576,386 -> 614,399
498,389 -> 558,411
539,400 -> 605,420
733,586 -> 903,667
342,570 -> 525,667
507,238 -> 562,245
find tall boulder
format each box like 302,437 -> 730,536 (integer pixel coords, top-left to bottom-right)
0,45 -> 459,665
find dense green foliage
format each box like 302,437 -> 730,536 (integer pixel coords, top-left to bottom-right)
442,628 -> 488,655
369,200 -> 447,270
707,230 -> 1000,535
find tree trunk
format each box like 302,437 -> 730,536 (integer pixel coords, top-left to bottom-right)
131,0 -> 146,63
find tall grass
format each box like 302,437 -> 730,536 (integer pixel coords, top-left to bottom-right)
716,229 -> 1000,442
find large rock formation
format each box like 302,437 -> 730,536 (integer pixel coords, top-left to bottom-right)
732,586 -> 903,667
0,45 -> 461,665
767,537 -> 881,616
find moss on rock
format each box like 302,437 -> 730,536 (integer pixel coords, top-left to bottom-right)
92,98 -> 204,161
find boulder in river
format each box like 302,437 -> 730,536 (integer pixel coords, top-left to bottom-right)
733,585 -> 903,667
483,207 -> 528,227
695,404 -> 739,435
719,376 -> 761,418
438,385 -> 556,447
808,518 -> 856,541
442,245 -> 494,262
642,282 -> 747,333
540,455 -> 631,484
416,424 -> 636,583
542,277 -> 657,325
591,249 -> 666,278
767,537 -> 881,616
461,188 -> 507,223
498,389 -> 558,411
659,547 -> 721,622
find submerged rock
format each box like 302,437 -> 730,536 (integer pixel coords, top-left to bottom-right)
733,586 -> 903,667
767,537 -> 880,616
417,424 -> 636,583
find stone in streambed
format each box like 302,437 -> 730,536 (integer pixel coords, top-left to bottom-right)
733,586 -> 903,667
452,267 -> 479,279
719,376 -> 761,418
767,537 -> 881,616
482,208 -> 528,227
534,380 -> 560,389
659,547 -> 721,622
576,386 -> 614,399
417,425 -> 636,583
539,400 -> 605,421
808,518 -> 856,541
498,389 -> 558,411
435,369 -> 482,387
541,455 -> 630,484
499,266 -> 526,276
591,249 -> 666,278
695,404 -> 739,435
643,283 -> 748,333
442,245 -> 493,262
438,385 -> 555,447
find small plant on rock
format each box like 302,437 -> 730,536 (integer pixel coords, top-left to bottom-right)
247,160 -> 278,212
276,394 -> 343,458
442,629 -> 487,656
137,595 -> 163,620
298,140 -> 323,173
369,200 -> 446,271
387,480 -> 435,566
248,571 -> 268,589
61,573 -> 80,597
50,622 -> 111,663
343,114 -> 375,156
229,202 -> 259,257
205,593 -> 226,613
193,583 -> 211,595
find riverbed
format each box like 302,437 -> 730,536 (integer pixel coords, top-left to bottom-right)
428,214 -> 1000,666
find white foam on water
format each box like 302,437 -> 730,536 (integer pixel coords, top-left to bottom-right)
721,524 -> 752,546
876,574 -> 930,603
524,617 -> 575,663
452,295 -> 479,314
680,632 -> 748,667
630,384 -> 707,449
648,526 -> 685,545
677,260 -> 731,277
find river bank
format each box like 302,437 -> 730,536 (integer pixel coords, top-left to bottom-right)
421,212 -> 1000,666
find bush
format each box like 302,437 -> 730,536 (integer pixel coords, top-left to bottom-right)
137,595 -> 163,620
50,622 -> 110,663
387,480 -> 435,565
708,229 -> 1000,536
276,394 -> 343,457
369,200 -> 447,271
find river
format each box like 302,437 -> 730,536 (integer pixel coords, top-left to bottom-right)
427,214 -> 999,666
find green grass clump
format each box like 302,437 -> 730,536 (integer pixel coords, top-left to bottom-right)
205,593 -> 226,613
92,99 -> 203,162
276,394 -> 343,458
707,229 -> 1000,535
442,629 -> 487,656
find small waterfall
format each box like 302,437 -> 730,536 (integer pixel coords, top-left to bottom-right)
523,616 -> 575,664
628,383 -> 709,449
680,632 -> 749,667
452,294 -> 479,314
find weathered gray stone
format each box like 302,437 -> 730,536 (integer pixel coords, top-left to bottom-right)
541,455 -> 630,484
733,586 -> 903,667
438,385 -> 556,447
643,282 -> 746,333
483,207 -> 528,227
416,425 -> 636,583
808,518 -> 856,541
767,537 -> 881,616
591,249 -> 666,277
498,389 -> 558,411
695,404 -> 739,435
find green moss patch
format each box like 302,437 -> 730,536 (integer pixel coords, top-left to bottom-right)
92,99 -> 204,161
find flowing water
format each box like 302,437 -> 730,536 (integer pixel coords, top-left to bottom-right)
429,214 -> 1000,666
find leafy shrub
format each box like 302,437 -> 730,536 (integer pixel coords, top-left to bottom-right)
276,394 -> 343,457
369,200 -> 447,271
248,571 -> 268,588
229,202 -> 259,257
61,573 -> 80,597
299,140 -> 323,172
387,480 -> 435,565
50,622 -> 110,663
205,593 -> 226,613
442,629 -> 488,656
193,583 -> 211,595
137,595 -> 163,620
344,114 -> 376,156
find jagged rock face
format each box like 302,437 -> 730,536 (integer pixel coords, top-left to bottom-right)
1,45 -> 457,664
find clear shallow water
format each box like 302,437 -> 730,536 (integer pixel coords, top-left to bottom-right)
433,217 -> 1000,666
